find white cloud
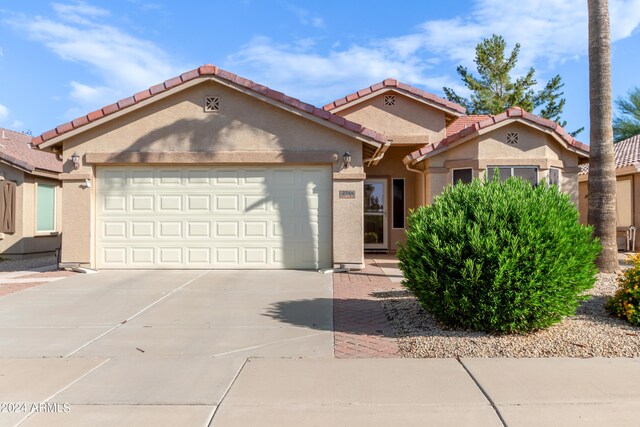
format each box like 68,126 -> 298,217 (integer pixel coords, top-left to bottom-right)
0,104 -> 9,121
11,120 -> 24,129
5,3 -> 184,109
0,104 -> 25,131
228,0 -> 640,105
227,36 -> 462,105
51,1 -> 110,25
284,4 -> 325,28
69,81 -> 115,106
402,0 -> 640,71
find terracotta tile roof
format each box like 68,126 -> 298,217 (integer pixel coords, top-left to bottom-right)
404,107 -> 590,164
446,115 -> 491,137
0,128 -> 62,174
580,134 -> 640,174
32,65 -> 388,147
322,78 -> 466,115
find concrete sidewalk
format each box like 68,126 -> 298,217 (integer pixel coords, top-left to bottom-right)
3,357 -> 639,426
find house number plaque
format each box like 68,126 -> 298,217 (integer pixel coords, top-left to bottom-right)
339,190 -> 356,199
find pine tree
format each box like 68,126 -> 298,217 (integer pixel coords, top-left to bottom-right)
613,87 -> 640,142
444,34 -> 583,136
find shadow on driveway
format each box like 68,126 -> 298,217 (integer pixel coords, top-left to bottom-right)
263,297 -> 398,338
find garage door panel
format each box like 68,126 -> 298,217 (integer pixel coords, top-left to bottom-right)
96,166 -> 331,269
215,195 -> 239,212
131,195 -> 154,211
159,169 -> 182,184
158,222 -> 182,238
187,222 -> 211,238
131,247 -> 154,264
186,169 -> 210,184
187,247 -> 211,264
103,221 -> 127,239
216,247 -> 240,265
243,195 -> 268,213
215,221 -> 239,238
187,195 -> 210,211
103,195 -> 126,212
159,195 -> 182,211
131,169 -> 154,184
214,170 -> 240,185
244,221 -> 267,238
131,221 -> 154,238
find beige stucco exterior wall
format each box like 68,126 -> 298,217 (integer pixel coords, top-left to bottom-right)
579,171 -> 640,251
425,122 -> 583,205
0,164 -> 62,257
57,79 -> 367,268
336,93 -> 447,145
364,146 -> 421,250
578,180 -> 589,225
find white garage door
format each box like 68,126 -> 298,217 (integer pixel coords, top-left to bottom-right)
96,166 -> 331,269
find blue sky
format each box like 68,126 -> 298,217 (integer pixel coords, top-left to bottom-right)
1,0 -> 639,143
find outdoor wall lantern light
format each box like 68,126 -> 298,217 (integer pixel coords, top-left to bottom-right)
342,151 -> 351,169
71,152 -> 81,170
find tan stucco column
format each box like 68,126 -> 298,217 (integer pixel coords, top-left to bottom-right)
332,172 -> 365,269
60,173 -> 93,267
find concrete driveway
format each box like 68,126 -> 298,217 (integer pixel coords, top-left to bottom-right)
0,270 -> 333,426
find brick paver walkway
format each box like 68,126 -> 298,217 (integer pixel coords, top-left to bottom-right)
0,270 -> 76,297
333,257 -> 404,358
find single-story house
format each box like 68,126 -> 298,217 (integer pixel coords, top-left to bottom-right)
0,128 -> 62,258
579,134 -> 640,251
32,65 -> 589,270
325,82 -> 589,252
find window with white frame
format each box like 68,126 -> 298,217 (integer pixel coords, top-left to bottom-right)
392,178 -> 405,229
452,168 -> 473,185
487,166 -> 538,186
36,183 -> 56,232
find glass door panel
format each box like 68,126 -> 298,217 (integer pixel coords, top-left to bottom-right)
364,179 -> 387,249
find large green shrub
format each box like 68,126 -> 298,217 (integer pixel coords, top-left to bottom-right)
397,176 -> 600,333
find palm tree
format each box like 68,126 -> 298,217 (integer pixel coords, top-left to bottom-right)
588,0 -> 618,272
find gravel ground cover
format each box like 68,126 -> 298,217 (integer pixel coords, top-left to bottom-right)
0,254 -> 58,272
380,271 -> 640,358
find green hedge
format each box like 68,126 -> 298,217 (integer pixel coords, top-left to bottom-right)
397,175 -> 600,333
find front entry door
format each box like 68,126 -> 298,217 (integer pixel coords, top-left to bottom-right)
364,179 -> 387,250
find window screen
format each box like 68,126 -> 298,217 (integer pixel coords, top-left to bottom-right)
488,167 -> 538,185
548,168 -> 560,187
452,169 -> 473,184
37,184 -> 55,232
514,168 -> 537,186
392,179 -> 405,229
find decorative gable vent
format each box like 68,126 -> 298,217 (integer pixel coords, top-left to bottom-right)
204,96 -> 220,112
384,95 -> 396,106
506,132 -> 519,144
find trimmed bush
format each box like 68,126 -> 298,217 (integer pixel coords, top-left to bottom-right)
397,176 -> 600,333
607,254 -> 640,326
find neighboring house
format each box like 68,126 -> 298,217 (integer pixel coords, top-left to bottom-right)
579,134 -> 640,251
0,128 -> 62,258
32,66 -> 589,270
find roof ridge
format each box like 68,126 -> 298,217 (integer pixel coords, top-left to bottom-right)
33,64 -> 389,146
322,79 -> 466,115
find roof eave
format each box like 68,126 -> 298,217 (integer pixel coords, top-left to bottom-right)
36,73 -> 387,151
